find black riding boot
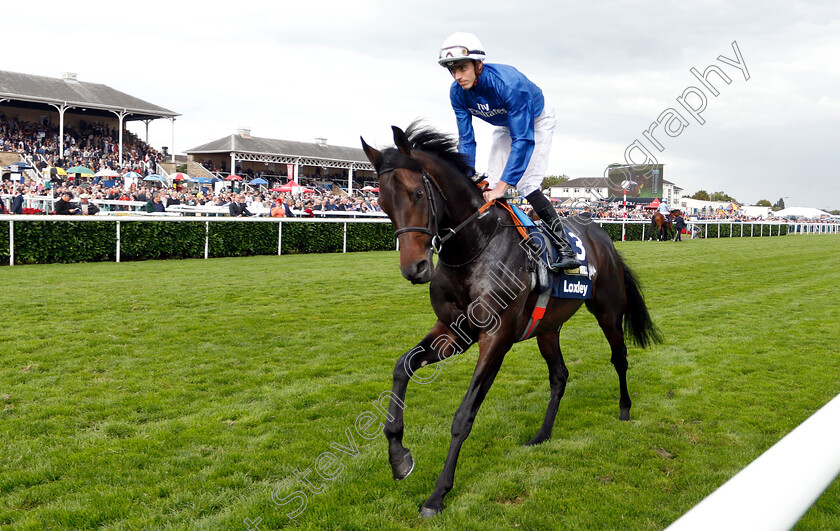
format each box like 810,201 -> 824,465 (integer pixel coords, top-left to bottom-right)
525,190 -> 581,271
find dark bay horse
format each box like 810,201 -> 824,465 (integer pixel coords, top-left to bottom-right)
651,210 -> 674,241
361,124 -> 661,517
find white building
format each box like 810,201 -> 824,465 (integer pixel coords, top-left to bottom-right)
548,177 -> 683,209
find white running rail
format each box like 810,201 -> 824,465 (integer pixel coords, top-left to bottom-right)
666,393 -> 840,531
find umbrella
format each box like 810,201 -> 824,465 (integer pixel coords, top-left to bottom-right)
47,166 -> 67,176
123,171 -> 143,179
271,180 -> 307,193
170,172 -> 189,181
66,165 -> 94,175
143,174 -> 167,182
249,177 -> 268,185
225,174 -> 243,181
94,168 -> 121,177
189,176 -> 215,184
361,185 -> 376,191
10,162 -> 32,170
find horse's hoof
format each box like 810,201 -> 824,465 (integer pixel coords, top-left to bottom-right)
525,434 -> 550,446
420,505 -> 442,518
390,450 -> 414,480
619,409 -> 631,421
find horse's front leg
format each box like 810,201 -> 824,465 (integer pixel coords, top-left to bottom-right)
420,333 -> 513,517
385,320 -> 469,481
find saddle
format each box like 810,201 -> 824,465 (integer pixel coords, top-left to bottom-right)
496,202 -> 594,340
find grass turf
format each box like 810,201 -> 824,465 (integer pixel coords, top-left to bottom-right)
1,235 -> 838,529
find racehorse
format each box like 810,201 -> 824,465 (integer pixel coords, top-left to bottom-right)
361,123 -> 661,517
651,210 -> 674,241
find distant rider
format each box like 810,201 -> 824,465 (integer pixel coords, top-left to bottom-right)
438,32 -> 580,271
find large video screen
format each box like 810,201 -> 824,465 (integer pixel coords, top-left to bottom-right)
607,164 -> 664,199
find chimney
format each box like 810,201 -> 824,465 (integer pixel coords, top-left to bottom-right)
315,137 -> 327,146
62,72 -> 78,83
237,127 -> 251,138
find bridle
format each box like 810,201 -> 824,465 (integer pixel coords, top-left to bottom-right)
380,167 -> 494,255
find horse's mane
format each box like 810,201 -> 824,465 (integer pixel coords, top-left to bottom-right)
377,121 -> 474,184
404,122 -> 474,177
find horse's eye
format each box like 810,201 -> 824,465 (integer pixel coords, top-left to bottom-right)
414,189 -> 424,201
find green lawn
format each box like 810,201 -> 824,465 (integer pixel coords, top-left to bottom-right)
1,236 -> 839,530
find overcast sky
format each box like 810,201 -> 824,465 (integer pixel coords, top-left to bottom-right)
5,1 -> 838,209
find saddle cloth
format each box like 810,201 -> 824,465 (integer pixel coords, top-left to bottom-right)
508,204 -> 594,300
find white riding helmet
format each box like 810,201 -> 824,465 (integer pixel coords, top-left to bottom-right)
438,32 -> 486,67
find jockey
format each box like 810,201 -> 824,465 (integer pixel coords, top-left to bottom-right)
438,32 -> 580,271
657,202 -> 671,217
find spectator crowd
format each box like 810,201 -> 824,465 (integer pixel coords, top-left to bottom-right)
1,116 -> 832,222
1,113 -> 163,178
0,179 -> 384,217
1,115 -> 384,216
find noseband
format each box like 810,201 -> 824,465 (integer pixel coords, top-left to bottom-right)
380,167 -> 494,255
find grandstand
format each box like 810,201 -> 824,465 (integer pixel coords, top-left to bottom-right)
184,128 -> 376,194
0,69 -> 178,170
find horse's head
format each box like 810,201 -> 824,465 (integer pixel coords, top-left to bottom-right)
361,126 -> 438,284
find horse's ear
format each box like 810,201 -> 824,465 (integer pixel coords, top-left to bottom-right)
392,126 -> 412,156
360,137 -> 381,167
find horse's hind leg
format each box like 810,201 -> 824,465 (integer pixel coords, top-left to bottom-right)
526,330 -> 569,446
586,301 -> 632,421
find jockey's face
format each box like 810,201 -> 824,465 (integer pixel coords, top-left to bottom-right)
448,60 -> 480,90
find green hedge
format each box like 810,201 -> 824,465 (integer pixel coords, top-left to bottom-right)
698,222 -> 788,239
0,220 -> 397,265
0,219 -> 793,266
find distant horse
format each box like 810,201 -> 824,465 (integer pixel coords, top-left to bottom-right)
360,123 -> 661,517
651,211 -> 675,241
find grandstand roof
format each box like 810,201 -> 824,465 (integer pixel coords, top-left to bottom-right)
186,133 -> 372,167
0,70 -> 178,121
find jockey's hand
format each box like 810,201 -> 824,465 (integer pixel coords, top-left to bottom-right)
482,182 -> 508,203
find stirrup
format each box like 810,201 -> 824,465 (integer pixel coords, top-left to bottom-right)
549,252 -> 581,272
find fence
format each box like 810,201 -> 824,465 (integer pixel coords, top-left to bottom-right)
0,214 -> 395,266
666,392 -> 840,531
0,193 -> 388,217
1,214 -> 836,266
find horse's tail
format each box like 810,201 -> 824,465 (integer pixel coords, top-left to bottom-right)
620,256 -> 663,348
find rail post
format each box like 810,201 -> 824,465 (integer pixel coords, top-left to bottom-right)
278,222 -> 283,256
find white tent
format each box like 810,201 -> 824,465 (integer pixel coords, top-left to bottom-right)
772,207 -> 831,219
740,205 -> 772,219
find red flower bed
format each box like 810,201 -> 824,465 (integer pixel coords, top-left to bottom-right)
21,207 -> 45,215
